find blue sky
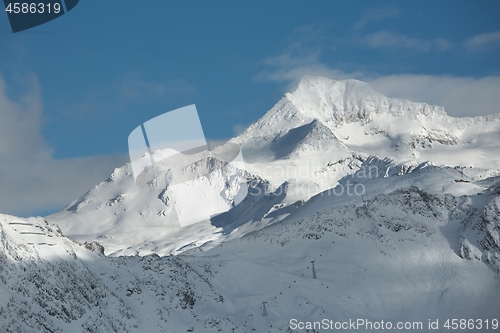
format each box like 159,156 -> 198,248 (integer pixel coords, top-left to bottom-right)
0,0 -> 499,216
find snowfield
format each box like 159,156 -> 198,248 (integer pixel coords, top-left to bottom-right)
1,76 -> 500,332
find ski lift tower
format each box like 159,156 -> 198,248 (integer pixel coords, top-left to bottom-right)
311,261 -> 317,279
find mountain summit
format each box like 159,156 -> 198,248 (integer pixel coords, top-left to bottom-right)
287,75 -> 447,124
236,76 -> 500,167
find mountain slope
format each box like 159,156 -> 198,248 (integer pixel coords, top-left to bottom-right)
269,119 -> 349,159
2,174 -> 500,332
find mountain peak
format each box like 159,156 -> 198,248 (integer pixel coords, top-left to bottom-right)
235,75 -> 500,168
286,76 -> 447,125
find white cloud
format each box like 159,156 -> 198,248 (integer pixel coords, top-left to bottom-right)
254,52 -> 500,117
354,7 -> 399,30
252,24 -> 499,118
362,31 -> 451,52
0,74 -> 50,161
464,31 -> 500,52
367,74 -> 500,117
0,75 -> 127,217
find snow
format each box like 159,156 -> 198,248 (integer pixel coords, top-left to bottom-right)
44,76 -> 500,258
2,176 -> 500,331
2,75 -> 500,332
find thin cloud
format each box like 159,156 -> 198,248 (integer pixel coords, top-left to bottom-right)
354,7 -> 399,30
119,77 -> 196,101
0,74 -> 127,217
362,31 -> 451,52
261,52 -> 321,68
69,75 -> 197,117
254,23 -> 362,88
254,52 -> 363,91
232,123 -> 248,136
287,22 -> 334,51
464,31 -> 500,52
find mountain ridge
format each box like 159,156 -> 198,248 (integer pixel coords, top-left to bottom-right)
45,75 -> 500,257
3,172 -> 500,331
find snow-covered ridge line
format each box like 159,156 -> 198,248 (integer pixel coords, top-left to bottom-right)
2,177 -> 500,331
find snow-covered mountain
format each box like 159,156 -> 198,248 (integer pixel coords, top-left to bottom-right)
2,76 -> 500,332
1,170 -> 500,332
46,76 -> 500,257
236,76 -> 500,167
